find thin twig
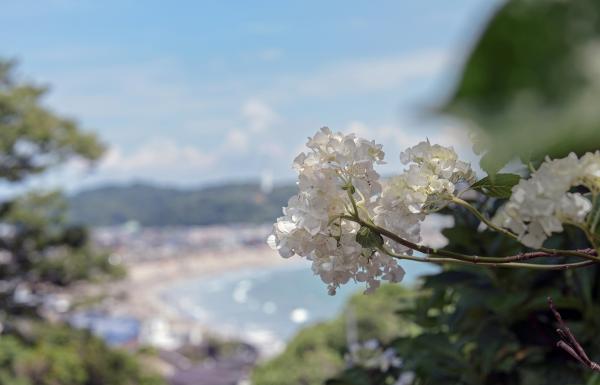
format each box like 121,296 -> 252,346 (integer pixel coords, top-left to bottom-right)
548,297 -> 600,372
342,215 -> 599,270
378,245 -> 596,271
451,197 -> 600,261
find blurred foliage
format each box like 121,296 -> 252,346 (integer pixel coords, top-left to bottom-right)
442,0 -> 600,175
68,182 -> 297,226
0,58 -> 163,385
388,200 -> 600,385
0,322 -> 162,385
177,334 -> 254,364
0,60 -> 104,182
251,284 -> 415,385
0,58 -> 119,314
320,198 -> 600,385
0,191 -> 124,292
470,173 -> 520,198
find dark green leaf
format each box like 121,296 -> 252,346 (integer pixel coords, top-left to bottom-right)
588,194 -> 600,238
355,226 -> 384,249
479,151 -> 513,179
470,173 -> 520,198
341,184 -> 356,194
325,368 -> 371,385
441,0 -> 600,172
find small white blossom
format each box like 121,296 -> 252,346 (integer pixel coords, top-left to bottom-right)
400,141 -> 475,184
346,339 -> 403,371
494,152 -> 599,248
268,130 -> 475,294
580,151 -> 600,191
374,141 -> 475,253
268,127 -> 400,294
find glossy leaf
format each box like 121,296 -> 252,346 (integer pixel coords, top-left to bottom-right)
356,226 -> 384,249
470,173 -> 520,198
441,0 -> 600,175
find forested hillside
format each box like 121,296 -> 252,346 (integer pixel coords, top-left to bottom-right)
68,182 -> 296,226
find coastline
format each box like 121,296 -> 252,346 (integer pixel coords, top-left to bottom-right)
60,244 -> 299,378
64,217 -> 447,357
112,245 -> 287,322
81,214 -> 449,325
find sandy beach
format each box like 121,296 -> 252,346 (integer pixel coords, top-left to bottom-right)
72,215 -> 449,325
113,245 -> 286,322
62,216 -> 448,353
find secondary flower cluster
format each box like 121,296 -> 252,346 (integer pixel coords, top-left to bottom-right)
375,140 -> 476,254
345,339 -> 403,372
494,152 -> 600,248
268,127 -> 475,294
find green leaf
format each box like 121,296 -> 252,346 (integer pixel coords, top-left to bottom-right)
588,195 -> 600,240
0,59 -> 105,183
325,368 -> 371,385
479,151 -> 513,179
341,184 -> 356,194
470,173 -> 520,198
355,226 -> 383,249
440,0 -> 600,170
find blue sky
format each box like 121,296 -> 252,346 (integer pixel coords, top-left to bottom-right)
1,0 -> 499,191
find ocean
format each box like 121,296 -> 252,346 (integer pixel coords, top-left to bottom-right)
161,259 -> 438,354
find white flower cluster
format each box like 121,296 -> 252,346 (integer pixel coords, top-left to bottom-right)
268,128 -> 475,294
345,339 -> 403,372
374,141 -> 476,254
494,152 -> 600,248
268,127 -> 401,294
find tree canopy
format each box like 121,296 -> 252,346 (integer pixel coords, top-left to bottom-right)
0,60 -> 104,182
0,58 -> 162,385
442,0 -> 600,176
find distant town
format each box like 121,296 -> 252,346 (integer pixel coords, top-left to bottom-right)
35,222 -> 281,385
28,181 -> 452,385
93,222 -> 273,263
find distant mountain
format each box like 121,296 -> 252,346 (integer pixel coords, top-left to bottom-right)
68,182 -> 297,227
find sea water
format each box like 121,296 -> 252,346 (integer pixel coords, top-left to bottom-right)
161,259 -> 437,354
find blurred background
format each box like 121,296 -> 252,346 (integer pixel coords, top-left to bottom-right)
3,1 -> 600,385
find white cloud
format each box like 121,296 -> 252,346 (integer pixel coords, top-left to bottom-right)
258,141 -> 285,158
344,121 -> 372,138
241,98 -> 278,133
49,61 -> 202,117
223,129 -> 249,152
27,45 -> 461,188
343,120 -> 479,174
272,49 -> 450,100
102,139 -> 216,173
2,138 -> 218,192
345,120 -> 471,152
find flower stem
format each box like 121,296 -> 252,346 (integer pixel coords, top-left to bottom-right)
451,197 -> 600,262
346,189 -> 359,217
378,245 -> 595,271
341,215 -> 599,269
